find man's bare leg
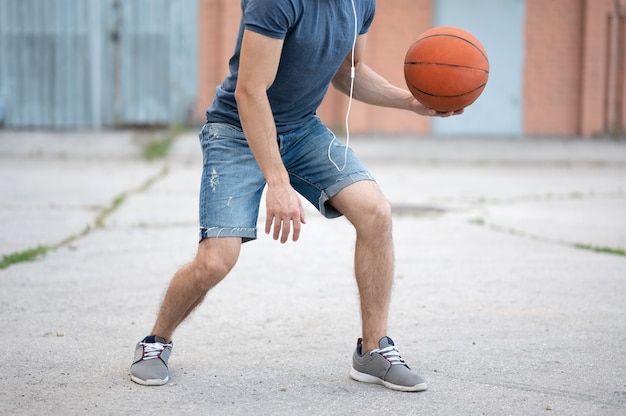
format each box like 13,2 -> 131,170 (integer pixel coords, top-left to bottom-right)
329,181 -> 394,353
151,237 -> 242,342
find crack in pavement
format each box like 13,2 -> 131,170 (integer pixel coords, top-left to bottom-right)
0,165 -> 170,270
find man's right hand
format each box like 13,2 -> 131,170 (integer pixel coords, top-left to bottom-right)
264,184 -> 307,243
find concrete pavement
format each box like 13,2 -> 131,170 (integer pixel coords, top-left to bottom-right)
1,130 -> 625,415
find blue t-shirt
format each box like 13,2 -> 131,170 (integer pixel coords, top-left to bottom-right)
205,0 -> 376,134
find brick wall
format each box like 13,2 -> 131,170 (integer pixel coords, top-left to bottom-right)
195,0 -> 241,121
584,0 -> 626,137
523,0 -> 584,136
524,0 -> 626,137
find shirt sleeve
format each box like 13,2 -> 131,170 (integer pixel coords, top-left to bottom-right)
360,0 -> 376,35
243,0 -> 298,40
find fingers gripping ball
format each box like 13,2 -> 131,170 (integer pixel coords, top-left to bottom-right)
404,26 -> 489,112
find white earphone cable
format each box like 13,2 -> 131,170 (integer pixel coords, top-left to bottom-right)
329,0 -> 358,172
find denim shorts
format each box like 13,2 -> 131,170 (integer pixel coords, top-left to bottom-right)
198,116 -> 375,242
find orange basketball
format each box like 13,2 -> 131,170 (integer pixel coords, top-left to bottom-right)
404,26 -> 489,112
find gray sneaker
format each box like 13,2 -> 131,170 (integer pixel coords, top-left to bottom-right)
350,336 -> 427,392
130,335 -> 173,386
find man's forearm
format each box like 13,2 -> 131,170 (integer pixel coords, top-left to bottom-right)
236,90 -> 289,187
333,62 -> 414,111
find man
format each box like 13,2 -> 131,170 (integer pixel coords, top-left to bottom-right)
130,0 -> 461,392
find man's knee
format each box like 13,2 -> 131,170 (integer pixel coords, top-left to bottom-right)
333,182 -> 393,235
192,238 -> 240,291
369,197 -> 393,233
352,196 -> 393,238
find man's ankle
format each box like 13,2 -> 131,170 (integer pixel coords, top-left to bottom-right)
361,336 -> 382,353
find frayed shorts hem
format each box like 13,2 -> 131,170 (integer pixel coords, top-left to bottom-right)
199,227 -> 257,243
318,171 -> 375,218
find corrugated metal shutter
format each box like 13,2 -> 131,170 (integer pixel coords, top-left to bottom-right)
0,0 -> 105,128
116,0 -> 198,126
0,0 -> 197,129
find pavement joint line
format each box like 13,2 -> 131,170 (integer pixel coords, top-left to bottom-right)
0,165 -> 171,270
468,219 -> 626,257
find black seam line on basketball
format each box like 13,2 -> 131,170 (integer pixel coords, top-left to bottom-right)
412,83 -> 487,98
405,62 -> 489,74
415,33 -> 489,61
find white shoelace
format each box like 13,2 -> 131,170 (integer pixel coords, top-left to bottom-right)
370,345 -> 406,366
141,341 -> 167,360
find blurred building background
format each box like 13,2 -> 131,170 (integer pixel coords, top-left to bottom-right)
0,0 -> 624,138
0,0 -> 198,129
